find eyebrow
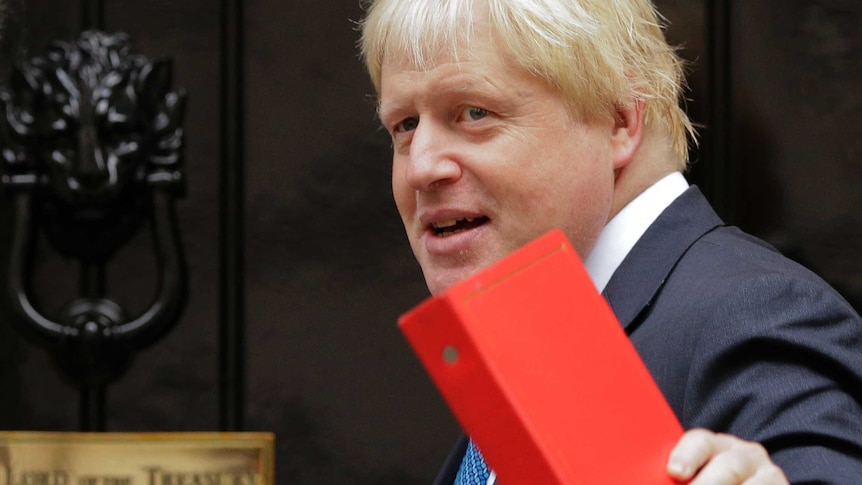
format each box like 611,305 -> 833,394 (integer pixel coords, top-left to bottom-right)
377,101 -> 407,125
378,73 -> 500,122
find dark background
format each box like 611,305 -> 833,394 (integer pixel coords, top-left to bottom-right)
0,1 -> 859,483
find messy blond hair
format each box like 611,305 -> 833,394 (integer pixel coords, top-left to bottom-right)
359,0 -> 695,166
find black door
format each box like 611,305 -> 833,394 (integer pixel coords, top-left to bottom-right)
0,1 -> 859,483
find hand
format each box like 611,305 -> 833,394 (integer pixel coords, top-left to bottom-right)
666,429 -> 788,484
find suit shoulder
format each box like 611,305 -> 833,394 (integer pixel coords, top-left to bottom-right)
683,225 -> 834,287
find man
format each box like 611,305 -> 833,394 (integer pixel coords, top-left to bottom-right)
359,0 -> 862,483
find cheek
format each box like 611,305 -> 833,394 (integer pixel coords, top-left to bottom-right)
391,163 -> 414,219
527,151 -> 615,255
559,174 -> 615,255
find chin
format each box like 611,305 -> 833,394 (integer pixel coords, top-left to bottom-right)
423,268 -> 479,296
425,278 -> 449,297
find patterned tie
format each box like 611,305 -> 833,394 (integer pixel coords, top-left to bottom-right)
454,439 -> 491,485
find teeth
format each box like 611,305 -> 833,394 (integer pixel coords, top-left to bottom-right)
433,219 -> 458,229
431,216 -> 484,235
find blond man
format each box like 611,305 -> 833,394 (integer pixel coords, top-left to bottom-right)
360,0 -> 862,483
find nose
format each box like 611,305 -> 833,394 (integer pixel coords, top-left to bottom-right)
404,119 -> 462,191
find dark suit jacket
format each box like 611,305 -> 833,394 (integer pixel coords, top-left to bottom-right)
433,186 -> 862,484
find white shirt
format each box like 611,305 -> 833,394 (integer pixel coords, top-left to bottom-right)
484,172 -> 688,485
584,172 -> 689,293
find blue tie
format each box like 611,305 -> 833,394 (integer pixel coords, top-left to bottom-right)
454,439 -> 490,485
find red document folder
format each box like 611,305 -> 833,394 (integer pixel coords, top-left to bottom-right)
398,229 -> 683,484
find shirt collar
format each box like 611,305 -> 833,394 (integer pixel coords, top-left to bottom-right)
584,172 -> 689,292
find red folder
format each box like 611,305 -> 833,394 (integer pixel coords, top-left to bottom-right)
398,229 -> 682,484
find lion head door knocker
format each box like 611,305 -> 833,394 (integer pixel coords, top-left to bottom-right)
0,31 -> 187,394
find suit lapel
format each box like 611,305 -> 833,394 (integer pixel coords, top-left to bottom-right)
602,186 -> 724,332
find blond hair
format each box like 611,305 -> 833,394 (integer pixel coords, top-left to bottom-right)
359,0 -> 695,166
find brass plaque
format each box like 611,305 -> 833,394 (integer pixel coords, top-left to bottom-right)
0,432 -> 274,485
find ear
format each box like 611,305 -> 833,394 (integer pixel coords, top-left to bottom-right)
610,98 -> 645,170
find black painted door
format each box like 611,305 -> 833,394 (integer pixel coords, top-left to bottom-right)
0,1 -> 859,483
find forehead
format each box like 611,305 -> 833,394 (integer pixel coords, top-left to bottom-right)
380,33 -> 503,78
378,39 -> 524,115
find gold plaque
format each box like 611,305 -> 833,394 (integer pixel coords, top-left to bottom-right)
0,432 -> 274,485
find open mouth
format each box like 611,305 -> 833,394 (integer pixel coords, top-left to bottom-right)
431,217 -> 489,237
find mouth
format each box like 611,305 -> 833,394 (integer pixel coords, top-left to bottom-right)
430,216 -> 490,237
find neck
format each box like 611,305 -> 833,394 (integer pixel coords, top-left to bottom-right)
609,135 -> 681,220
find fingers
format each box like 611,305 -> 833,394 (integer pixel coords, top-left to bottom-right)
667,429 -> 726,480
740,465 -> 790,485
685,441 -> 775,485
666,429 -> 788,484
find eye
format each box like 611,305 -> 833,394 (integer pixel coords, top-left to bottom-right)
394,117 -> 419,133
461,106 -> 489,121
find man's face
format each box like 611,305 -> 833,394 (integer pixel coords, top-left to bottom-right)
378,35 -> 620,295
